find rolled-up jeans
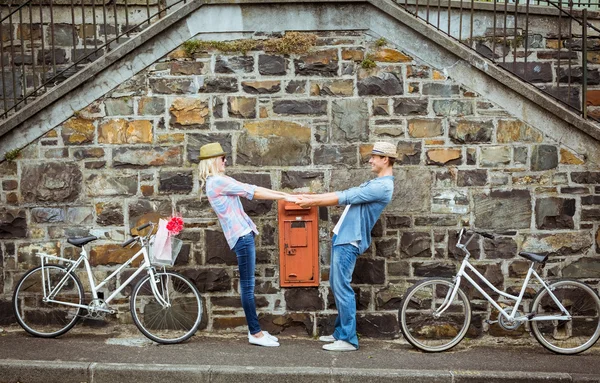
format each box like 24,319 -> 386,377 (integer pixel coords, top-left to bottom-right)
330,235 -> 360,349
233,232 -> 261,335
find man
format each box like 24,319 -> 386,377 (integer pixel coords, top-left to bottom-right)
296,142 -> 396,352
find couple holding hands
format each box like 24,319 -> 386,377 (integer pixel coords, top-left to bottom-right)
198,141 -> 396,352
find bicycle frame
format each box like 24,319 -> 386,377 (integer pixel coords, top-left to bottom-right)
436,231 -> 572,323
38,233 -> 169,314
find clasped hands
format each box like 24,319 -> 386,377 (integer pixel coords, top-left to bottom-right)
284,194 -> 313,208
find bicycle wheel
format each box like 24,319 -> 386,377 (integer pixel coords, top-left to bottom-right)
530,279 -> 600,355
399,278 -> 472,352
12,265 -> 84,337
130,271 -> 202,344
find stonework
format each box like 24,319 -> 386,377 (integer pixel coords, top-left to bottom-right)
1,30 -> 599,341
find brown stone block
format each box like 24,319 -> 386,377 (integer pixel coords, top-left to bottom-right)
408,119 -> 442,138
497,120 -> 543,143
259,107 -> 268,118
169,98 -> 209,128
259,313 -> 313,336
90,243 -> 141,267
241,80 -> 280,94
98,119 -> 152,144
21,163 -> 82,203
170,61 -> 206,75
228,97 -> 257,118
373,48 -> 412,63
341,48 -> 364,61
285,288 -> 324,311
311,80 -> 354,96
212,316 -> 248,330
432,70 -> 447,80
140,185 -> 153,197
426,148 -> 462,165
449,120 -> 493,144
425,139 -> 445,145
157,133 -> 185,144
62,117 -> 95,145
560,148 -> 585,165
587,89 -> 600,106
44,130 -> 58,138
406,65 -> 430,79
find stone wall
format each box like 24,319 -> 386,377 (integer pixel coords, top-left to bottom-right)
1,30 -> 600,338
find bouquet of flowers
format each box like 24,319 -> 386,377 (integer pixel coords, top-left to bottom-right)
166,215 -> 184,235
151,214 -> 184,266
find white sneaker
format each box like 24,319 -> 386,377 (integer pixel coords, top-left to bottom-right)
249,331 -> 278,342
263,331 -> 278,342
248,333 -> 280,347
322,340 -> 357,352
318,335 -> 336,342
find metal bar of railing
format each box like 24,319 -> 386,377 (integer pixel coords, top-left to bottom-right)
147,0 -> 151,25
112,0 -> 118,41
102,0 -> 108,47
558,1 -> 563,95
29,2 -> 36,93
493,0 -> 497,57
524,0 -> 530,91
0,9 -> 7,115
81,0 -> 86,66
39,3 -> 45,94
513,0 -> 519,71
426,0 -> 430,24
583,8 -> 588,117
469,0 -> 474,45
415,0 -> 419,21
503,0 -> 508,67
437,0 -> 441,30
8,6 -> 18,109
459,0 -> 463,41
49,1 -> 56,79
18,7 -> 26,104
92,0 -> 98,52
448,0 -> 451,35
124,0 -> 130,37
71,0 -> 77,54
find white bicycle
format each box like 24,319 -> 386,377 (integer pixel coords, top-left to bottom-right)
12,223 -> 203,344
399,229 -> 600,354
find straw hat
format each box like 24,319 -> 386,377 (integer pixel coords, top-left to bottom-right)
199,142 -> 227,160
371,142 -> 398,159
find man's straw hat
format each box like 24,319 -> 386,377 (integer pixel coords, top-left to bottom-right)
371,142 -> 398,159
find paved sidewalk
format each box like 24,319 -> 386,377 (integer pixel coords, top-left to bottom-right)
0,326 -> 599,383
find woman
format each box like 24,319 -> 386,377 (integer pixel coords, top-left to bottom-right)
198,142 -> 292,347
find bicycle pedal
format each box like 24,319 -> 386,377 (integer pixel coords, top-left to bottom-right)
484,320 -> 498,325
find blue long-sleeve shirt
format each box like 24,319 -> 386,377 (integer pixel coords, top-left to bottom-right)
334,175 -> 395,254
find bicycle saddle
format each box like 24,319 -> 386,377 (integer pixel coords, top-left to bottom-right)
67,236 -> 98,247
518,251 -> 548,263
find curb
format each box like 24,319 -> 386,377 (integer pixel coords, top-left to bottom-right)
0,359 -> 590,383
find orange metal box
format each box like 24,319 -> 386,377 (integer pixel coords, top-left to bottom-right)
277,200 -> 319,287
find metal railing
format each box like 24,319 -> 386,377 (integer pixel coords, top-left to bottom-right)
396,0 -> 600,121
0,0 -> 188,119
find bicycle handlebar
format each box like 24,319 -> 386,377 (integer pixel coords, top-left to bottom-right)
137,223 -> 151,231
121,222 -> 155,247
459,228 -> 495,240
122,237 -> 137,247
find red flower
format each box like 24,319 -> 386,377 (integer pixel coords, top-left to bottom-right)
166,215 -> 184,235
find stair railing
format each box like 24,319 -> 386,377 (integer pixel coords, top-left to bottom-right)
396,0 -> 600,121
0,0 -> 189,119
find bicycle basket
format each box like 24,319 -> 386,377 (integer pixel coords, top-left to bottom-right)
150,237 -> 183,267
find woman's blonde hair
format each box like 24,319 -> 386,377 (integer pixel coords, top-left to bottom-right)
198,157 -> 223,191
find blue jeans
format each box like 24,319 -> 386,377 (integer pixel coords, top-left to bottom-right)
330,235 -> 360,348
233,232 -> 261,335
